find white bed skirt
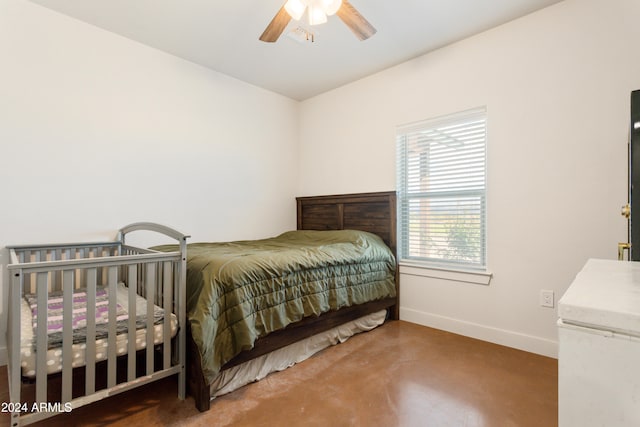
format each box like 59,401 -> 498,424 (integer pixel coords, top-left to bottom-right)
209,309 -> 387,399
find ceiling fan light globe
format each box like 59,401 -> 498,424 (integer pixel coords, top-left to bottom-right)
323,0 -> 342,16
284,0 -> 307,21
307,0 -> 327,25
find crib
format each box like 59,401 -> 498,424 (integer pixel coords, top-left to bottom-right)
5,223 -> 188,426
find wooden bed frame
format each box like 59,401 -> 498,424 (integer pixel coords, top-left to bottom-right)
188,191 -> 399,411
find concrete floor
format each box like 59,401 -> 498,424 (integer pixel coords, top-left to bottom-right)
1,320 -> 557,427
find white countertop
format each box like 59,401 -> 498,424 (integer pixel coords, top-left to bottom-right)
558,258 -> 640,336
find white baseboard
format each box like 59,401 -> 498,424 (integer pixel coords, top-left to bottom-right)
400,307 -> 558,359
0,346 -> 6,367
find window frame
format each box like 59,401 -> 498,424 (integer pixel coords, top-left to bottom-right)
396,107 -> 488,272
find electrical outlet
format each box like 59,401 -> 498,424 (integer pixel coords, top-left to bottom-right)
540,290 -> 554,308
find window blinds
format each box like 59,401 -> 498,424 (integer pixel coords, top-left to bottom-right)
397,108 -> 487,269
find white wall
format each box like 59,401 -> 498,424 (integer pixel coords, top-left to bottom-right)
0,0 -> 299,363
298,0 -> 640,357
2,0 -> 638,366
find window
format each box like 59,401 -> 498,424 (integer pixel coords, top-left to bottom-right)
396,108 -> 487,270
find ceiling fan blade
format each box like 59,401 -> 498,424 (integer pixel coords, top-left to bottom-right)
259,5 -> 292,42
336,0 -> 377,41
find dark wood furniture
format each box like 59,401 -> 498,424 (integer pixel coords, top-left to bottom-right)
188,191 -> 399,411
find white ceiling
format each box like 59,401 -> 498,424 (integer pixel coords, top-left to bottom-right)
29,0 -> 564,101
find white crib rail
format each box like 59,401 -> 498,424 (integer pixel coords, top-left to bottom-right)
6,223 -> 188,427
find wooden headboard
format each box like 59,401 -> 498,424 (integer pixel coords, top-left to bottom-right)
296,191 -> 397,257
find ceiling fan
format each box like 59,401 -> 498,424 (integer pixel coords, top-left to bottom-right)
259,0 -> 376,43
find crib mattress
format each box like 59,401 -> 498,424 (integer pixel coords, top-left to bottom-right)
20,283 -> 177,378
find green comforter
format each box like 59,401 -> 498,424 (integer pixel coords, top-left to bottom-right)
158,229 -> 396,384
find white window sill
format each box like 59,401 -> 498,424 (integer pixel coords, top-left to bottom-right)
398,262 -> 493,286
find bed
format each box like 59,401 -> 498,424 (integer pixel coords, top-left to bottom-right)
5,223 -> 188,427
177,191 -> 399,411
